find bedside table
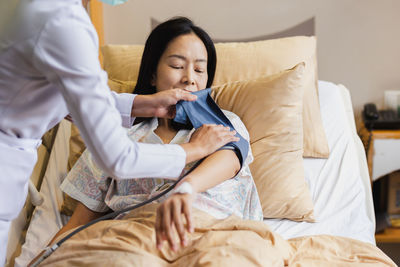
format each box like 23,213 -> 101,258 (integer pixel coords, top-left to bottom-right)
359,125 -> 400,243
359,127 -> 400,182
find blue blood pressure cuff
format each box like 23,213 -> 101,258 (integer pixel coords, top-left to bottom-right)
173,88 -> 249,167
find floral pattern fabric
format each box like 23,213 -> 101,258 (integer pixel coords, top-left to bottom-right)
61,110 -> 263,221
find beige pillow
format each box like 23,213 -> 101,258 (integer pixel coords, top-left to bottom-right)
102,45 -> 144,83
212,63 -> 314,221
213,37 -> 328,158
101,36 -> 329,158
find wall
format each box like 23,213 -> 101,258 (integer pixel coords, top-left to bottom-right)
103,0 -> 400,124
0,0 -> 19,37
103,3 -> 400,261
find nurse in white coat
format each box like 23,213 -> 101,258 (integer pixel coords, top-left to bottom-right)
0,0 -> 238,264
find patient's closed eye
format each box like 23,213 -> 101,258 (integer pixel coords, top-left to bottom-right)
169,64 -> 204,74
168,58 -> 185,69
170,65 -> 183,69
195,68 -> 205,73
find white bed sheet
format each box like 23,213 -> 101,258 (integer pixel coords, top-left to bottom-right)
263,81 -> 375,245
15,81 -> 375,267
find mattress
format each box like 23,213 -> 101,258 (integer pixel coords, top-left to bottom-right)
14,81 -> 375,267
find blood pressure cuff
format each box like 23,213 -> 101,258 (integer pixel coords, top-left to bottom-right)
173,88 -> 249,167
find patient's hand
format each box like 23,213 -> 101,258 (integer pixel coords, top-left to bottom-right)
155,192 -> 194,252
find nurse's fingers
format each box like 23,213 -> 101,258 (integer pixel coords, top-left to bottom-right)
173,88 -> 197,102
183,124 -> 239,164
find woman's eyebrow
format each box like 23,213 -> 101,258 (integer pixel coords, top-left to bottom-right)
168,54 -> 207,63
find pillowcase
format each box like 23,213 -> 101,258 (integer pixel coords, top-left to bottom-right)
212,63 -> 315,221
101,36 -> 329,158
213,37 -> 328,158
102,45 -> 144,83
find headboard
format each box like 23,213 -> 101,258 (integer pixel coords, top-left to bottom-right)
150,17 -> 315,42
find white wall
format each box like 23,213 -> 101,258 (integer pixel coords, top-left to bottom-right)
103,0 -> 400,124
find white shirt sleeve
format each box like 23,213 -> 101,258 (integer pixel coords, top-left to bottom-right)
32,9 -> 185,180
110,91 -> 136,128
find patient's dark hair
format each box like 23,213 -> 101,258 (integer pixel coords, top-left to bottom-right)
133,17 -> 216,95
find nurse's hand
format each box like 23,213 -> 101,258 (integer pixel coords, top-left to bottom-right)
181,124 -> 239,164
155,192 -> 194,252
131,89 -> 197,118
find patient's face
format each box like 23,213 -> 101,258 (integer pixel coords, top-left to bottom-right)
153,33 -> 208,93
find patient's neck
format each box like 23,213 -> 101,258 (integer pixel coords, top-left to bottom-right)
154,118 -> 178,144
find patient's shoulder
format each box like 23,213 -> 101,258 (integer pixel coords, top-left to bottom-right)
221,109 -> 237,119
221,109 -> 244,124
221,109 -> 250,141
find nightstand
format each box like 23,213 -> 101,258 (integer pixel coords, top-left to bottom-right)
359,126 -> 400,182
359,125 -> 400,243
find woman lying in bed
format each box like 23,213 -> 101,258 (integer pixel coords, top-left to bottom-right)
29,17 -> 398,267
44,16 -> 262,254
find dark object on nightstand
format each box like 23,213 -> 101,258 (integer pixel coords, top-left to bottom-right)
362,103 -> 400,130
363,103 -> 379,120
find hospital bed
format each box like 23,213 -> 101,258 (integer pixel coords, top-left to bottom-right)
8,80 -> 380,266
6,33 -> 395,265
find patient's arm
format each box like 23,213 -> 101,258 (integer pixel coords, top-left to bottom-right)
183,149 -> 240,193
53,202 -> 106,241
28,203 -> 105,266
155,149 -> 240,252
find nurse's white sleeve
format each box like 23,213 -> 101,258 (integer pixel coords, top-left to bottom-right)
33,11 -> 185,179
110,91 -> 136,128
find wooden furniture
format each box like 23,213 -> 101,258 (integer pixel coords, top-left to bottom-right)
359,126 -> 400,182
359,125 -> 400,243
88,1 -> 104,65
375,227 -> 400,243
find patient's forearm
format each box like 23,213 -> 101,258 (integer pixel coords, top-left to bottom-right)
184,150 -> 240,193
51,202 -> 104,245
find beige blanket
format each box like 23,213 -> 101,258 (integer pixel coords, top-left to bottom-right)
40,204 -> 396,267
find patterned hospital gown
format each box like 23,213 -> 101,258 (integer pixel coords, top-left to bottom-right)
61,110 -> 263,221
